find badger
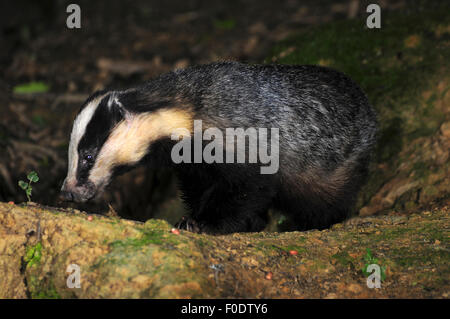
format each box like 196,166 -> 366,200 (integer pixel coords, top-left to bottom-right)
61,61 -> 377,234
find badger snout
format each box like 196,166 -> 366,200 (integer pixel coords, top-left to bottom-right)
60,178 -> 96,203
60,189 -> 75,201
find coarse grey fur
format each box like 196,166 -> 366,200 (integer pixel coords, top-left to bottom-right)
62,61 -> 378,234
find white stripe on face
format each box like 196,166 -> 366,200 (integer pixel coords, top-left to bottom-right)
64,94 -> 107,187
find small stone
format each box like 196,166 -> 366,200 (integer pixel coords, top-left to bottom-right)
347,283 -> 363,293
404,34 -> 421,48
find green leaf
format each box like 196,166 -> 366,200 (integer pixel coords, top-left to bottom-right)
18,180 -> 28,190
380,266 -> 387,281
34,242 -> 42,260
27,171 -> 39,183
13,82 -> 50,94
213,19 -> 236,30
24,243 -> 42,267
362,261 -> 386,282
26,187 -> 32,197
24,245 -> 36,262
363,248 -> 378,264
277,215 -> 287,225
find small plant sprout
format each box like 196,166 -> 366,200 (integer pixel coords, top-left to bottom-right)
18,171 -> 39,202
362,248 -> 386,281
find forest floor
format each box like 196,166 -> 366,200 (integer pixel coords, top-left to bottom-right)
1,202 -> 448,298
0,0 -> 449,298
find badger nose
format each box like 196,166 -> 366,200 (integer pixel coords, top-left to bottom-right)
60,190 -> 74,202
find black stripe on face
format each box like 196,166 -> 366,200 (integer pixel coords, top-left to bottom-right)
76,96 -> 124,184
77,89 -> 109,114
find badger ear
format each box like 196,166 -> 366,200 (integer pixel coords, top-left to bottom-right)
108,93 -> 133,124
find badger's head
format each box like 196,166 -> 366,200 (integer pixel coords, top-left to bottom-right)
60,90 -> 192,203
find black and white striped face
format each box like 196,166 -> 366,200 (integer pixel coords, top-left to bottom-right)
61,91 -> 127,202
61,90 -> 193,203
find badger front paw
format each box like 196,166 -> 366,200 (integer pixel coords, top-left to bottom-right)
175,216 -> 203,233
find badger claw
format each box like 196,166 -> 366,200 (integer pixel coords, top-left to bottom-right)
175,216 -> 203,233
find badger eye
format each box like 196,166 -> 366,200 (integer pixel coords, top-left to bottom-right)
83,154 -> 93,164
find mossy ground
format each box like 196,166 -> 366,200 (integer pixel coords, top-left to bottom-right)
1,202 -> 448,298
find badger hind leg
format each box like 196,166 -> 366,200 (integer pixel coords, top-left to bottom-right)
277,156 -> 370,231
276,190 -> 354,231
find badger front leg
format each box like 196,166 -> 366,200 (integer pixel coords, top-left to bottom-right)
175,184 -> 216,233
176,180 -> 274,234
